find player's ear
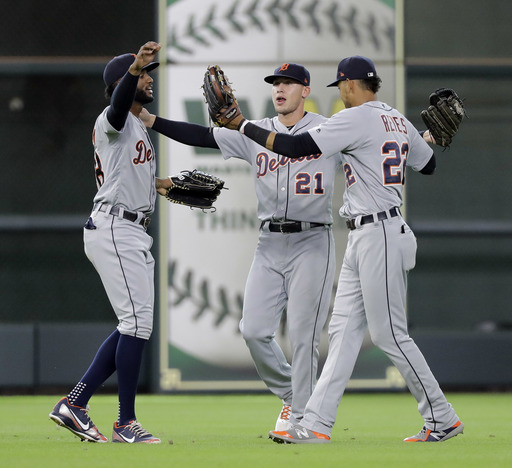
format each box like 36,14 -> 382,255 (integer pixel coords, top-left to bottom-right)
302,86 -> 311,99
349,79 -> 359,92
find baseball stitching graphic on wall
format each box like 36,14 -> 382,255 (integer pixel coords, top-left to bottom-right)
158,0 -> 406,391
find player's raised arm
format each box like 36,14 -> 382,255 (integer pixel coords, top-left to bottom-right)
202,65 -> 321,158
105,42 -> 161,131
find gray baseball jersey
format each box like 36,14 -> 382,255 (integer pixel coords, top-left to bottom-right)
214,112 -> 342,424
308,101 -> 432,218
85,108 -> 157,340
214,112 -> 341,223
298,101 -> 460,436
93,109 -> 157,214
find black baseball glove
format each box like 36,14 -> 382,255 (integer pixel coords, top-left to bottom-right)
165,170 -> 226,211
202,65 -> 242,127
421,88 -> 466,147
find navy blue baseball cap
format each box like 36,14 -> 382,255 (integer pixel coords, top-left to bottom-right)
103,53 -> 160,87
264,63 -> 310,86
327,56 -> 377,87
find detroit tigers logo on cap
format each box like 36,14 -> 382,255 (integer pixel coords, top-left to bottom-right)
264,63 -> 310,86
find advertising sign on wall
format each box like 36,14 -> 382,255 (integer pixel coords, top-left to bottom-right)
158,0 -> 405,391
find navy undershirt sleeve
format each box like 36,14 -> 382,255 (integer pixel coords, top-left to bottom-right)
420,153 -> 436,175
243,122 -> 435,172
106,72 -> 139,131
243,122 -> 321,158
151,117 -> 219,149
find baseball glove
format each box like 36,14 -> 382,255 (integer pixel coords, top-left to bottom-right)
165,169 -> 225,211
202,65 -> 241,127
421,88 -> 466,147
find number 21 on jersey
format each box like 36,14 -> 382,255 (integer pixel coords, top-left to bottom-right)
296,172 -> 325,194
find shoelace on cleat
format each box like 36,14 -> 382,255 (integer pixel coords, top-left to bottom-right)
408,427 -> 430,440
127,421 -> 152,437
418,427 -> 429,437
279,405 -> 292,421
75,404 -> 93,425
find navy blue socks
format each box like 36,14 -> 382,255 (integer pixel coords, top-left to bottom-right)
115,333 -> 146,425
68,329 -> 120,407
67,329 -> 147,426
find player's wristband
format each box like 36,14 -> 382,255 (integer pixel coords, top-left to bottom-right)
242,122 -> 273,149
238,119 -> 249,134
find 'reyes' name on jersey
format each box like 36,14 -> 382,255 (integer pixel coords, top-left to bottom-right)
380,114 -> 408,134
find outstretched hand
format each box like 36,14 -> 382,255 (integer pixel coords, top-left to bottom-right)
130,41 -> 161,75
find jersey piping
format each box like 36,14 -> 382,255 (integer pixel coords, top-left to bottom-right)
306,229 -> 333,395
110,216 -> 139,337
381,221 -> 437,428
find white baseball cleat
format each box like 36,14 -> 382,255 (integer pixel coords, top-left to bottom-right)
275,403 -> 292,431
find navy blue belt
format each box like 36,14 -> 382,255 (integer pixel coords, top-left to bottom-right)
346,207 -> 399,230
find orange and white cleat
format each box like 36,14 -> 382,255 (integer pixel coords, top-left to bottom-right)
275,403 -> 292,431
269,425 -> 331,444
404,420 -> 464,442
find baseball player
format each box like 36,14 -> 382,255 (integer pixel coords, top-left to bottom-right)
49,42 -> 173,444
220,56 -> 464,443
141,63 -> 342,430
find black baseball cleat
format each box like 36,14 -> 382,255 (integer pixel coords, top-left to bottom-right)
49,397 -> 108,442
403,420 -> 464,442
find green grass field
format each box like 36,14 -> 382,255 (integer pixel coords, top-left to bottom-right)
1,393 -> 510,467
